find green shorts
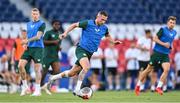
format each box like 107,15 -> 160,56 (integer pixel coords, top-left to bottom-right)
75,46 -> 93,66
21,47 -> 44,63
149,51 -> 169,67
42,57 -> 59,70
15,60 -> 31,74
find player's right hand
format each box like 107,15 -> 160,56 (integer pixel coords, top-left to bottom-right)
164,42 -> 170,48
59,33 -> 67,40
23,44 -> 27,50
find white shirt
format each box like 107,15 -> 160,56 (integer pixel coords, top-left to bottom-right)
0,58 -> 8,72
68,46 -> 77,66
90,48 -> 103,69
174,52 -> 180,70
137,36 -> 152,61
125,48 -> 139,70
104,47 -> 118,68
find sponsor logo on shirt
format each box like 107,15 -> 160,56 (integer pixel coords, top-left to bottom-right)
170,33 -> 173,37
95,28 -> 100,32
37,59 -> 41,62
31,25 -> 35,28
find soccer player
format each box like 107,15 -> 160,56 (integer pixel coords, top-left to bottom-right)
41,20 -> 62,94
11,30 -> 31,93
135,16 -> 177,96
42,11 -> 121,99
18,8 -> 45,96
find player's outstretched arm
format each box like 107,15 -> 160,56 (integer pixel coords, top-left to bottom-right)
153,35 -> 170,48
59,22 -> 79,40
105,33 -> 122,45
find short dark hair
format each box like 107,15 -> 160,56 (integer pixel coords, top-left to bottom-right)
98,11 -> 108,17
168,16 -> 176,21
51,20 -> 61,25
32,8 -> 39,12
21,29 -> 26,32
145,29 -> 151,34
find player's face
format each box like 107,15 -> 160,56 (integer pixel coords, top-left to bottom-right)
97,15 -> 108,25
167,19 -> 176,29
21,31 -> 27,39
31,11 -> 39,21
146,32 -> 151,38
53,22 -> 60,31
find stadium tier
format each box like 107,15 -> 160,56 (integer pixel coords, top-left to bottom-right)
0,0 -> 28,22
30,0 -> 180,24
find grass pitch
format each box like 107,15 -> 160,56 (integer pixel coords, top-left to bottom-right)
0,91 -> 180,103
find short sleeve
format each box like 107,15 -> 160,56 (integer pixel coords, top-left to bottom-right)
156,28 -> 163,38
79,20 -> 88,29
38,23 -> 46,33
43,31 -> 50,40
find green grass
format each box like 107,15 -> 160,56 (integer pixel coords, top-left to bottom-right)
0,91 -> 180,103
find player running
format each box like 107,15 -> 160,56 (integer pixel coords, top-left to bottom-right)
135,16 -> 177,96
41,20 -> 63,94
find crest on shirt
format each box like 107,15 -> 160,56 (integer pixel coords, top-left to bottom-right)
52,34 -> 55,38
83,53 -> 87,56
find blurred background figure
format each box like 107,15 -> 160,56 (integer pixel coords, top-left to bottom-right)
174,47 -> 180,89
0,54 -> 9,83
11,29 -> 31,94
41,20 -> 62,93
89,47 -> 103,91
104,42 -> 120,90
125,43 -> 139,90
67,44 -> 77,91
136,29 -> 152,91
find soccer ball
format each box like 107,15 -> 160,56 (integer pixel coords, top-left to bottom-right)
79,87 -> 93,99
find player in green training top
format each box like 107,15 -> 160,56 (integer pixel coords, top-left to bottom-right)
41,20 -> 63,94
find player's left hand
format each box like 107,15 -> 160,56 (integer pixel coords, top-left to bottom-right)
114,40 -> 122,45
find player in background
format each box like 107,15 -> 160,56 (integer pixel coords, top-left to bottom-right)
136,29 -> 152,91
174,47 -> 180,89
125,43 -> 139,90
41,20 -> 62,94
89,47 -> 103,91
19,8 -> 45,96
42,11 -> 121,99
104,42 -> 120,90
135,16 -> 177,96
11,30 -> 31,93
67,44 -> 77,91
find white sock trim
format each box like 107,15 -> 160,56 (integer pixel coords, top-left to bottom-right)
75,80 -> 82,91
157,81 -> 163,88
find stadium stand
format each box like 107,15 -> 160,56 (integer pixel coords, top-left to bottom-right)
28,0 -> 180,24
